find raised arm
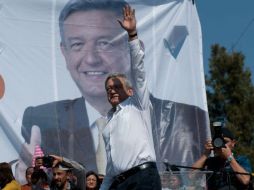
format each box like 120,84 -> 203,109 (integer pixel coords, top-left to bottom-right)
192,139 -> 213,169
118,5 -> 150,109
219,145 -> 251,186
51,155 -> 85,171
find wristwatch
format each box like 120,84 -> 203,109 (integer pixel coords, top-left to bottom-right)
227,154 -> 234,162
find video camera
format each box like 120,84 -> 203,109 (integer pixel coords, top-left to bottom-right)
212,121 -> 226,149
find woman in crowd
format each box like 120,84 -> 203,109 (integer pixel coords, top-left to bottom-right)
0,162 -> 21,190
21,167 -> 34,190
85,171 -> 100,190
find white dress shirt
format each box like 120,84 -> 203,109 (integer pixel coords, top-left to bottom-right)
100,39 -> 156,189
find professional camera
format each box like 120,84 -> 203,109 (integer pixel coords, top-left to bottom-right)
212,121 -> 226,149
42,155 -> 54,168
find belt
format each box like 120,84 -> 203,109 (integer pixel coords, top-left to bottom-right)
110,162 -> 157,188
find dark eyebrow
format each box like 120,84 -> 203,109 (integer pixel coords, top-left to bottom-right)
66,36 -> 84,42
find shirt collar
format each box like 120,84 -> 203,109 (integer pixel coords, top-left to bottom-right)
107,96 -> 132,117
85,99 -> 101,126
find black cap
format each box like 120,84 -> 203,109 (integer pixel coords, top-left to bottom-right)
221,128 -> 235,140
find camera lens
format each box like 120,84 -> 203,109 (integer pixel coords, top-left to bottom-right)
213,137 -> 224,148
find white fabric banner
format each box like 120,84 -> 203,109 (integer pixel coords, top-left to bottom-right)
0,0 -> 210,184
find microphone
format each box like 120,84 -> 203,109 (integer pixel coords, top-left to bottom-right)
163,160 -> 180,172
163,160 -> 170,172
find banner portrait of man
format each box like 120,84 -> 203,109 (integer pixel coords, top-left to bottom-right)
0,0 -> 210,184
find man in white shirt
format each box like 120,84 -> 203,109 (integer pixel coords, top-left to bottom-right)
100,5 -> 161,190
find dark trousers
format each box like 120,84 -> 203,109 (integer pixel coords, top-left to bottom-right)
109,163 -> 162,190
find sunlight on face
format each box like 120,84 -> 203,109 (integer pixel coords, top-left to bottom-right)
106,77 -> 133,107
86,174 -> 97,189
53,168 -> 68,188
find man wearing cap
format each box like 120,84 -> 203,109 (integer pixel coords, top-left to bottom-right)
192,127 -> 252,190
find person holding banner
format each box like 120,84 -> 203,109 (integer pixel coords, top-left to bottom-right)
17,0 -> 208,184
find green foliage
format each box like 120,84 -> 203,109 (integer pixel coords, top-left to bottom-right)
206,44 -> 254,166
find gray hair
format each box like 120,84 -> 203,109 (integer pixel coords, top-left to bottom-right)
105,73 -> 133,90
59,0 -> 128,44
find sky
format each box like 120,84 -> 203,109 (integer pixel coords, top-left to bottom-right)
195,0 -> 254,81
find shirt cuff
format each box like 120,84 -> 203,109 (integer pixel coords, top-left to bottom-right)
129,38 -> 140,49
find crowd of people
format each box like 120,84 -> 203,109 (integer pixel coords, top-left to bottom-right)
1,133 -> 253,190
0,155 -> 101,190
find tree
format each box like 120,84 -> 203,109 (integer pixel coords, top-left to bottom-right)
206,44 -> 254,166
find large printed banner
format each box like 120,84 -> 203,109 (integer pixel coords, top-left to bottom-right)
0,0 -> 210,184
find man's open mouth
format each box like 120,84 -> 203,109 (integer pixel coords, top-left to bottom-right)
111,94 -> 119,100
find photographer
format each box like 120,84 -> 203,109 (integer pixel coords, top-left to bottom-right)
192,127 -> 252,190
